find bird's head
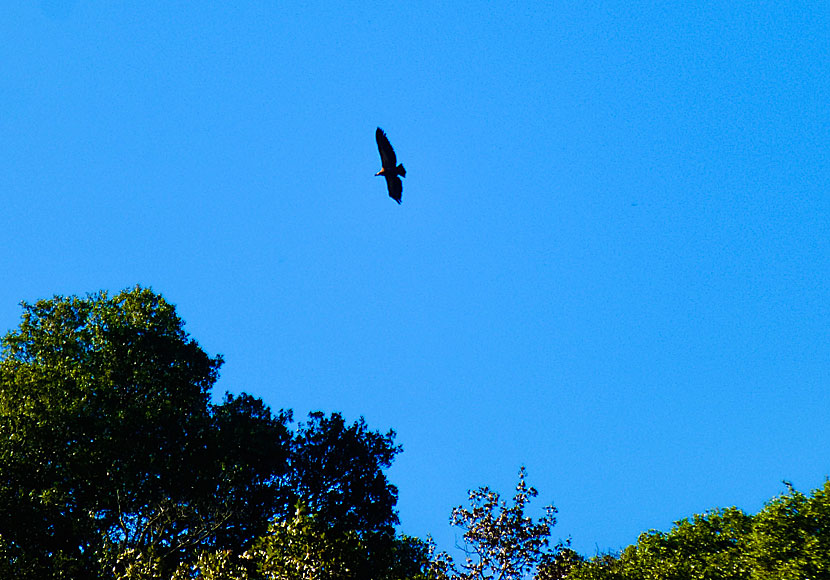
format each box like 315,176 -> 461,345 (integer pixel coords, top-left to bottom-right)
375,168 -> 385,176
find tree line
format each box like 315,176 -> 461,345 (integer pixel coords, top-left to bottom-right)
0,287 -> 827,579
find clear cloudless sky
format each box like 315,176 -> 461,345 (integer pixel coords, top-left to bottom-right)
2,1 -> 829,556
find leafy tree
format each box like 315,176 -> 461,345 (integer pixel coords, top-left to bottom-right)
432,467 -> 564,580
748,481 -> 830,580
618,508 -> 752,580
210,392 -> 293,551
172,550 -> 251,580
568,480 -> 830,580
535,547 -> 585,580
287,411 -> 402,537
0,287 -> 291,578
566,508 -> 754,580
254,502 -> 365,580
278,412 -> 413,579
0,286 -> 426,578
252,502 -> 434,580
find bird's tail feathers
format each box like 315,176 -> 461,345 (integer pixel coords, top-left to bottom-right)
397,164 -> 406,177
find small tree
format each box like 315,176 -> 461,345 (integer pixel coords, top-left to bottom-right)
434,467 -> 564,580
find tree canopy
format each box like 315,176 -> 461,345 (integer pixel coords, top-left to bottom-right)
0,287 -> 410,579
566,480 -> 830,580
1,286 -> 827,580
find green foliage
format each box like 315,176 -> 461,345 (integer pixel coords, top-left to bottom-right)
254,503 -> 364,580
103,546 -> 166,580
0,288 -> 284,576
0,286 -> 423,579
433,467 -> 564,580
251,503 -> 434,580
101,546 -> 252,580
288,411 -> 402,536
171,550 -> 251,580
568,480 -> 830,580
619,508 -> 752,580
12,286 -> 829,580
749,481 -> 830,579
535,548 -> 585,580
0,287 -> 228,576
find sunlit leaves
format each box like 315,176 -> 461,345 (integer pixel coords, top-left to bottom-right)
568,480 -> 830,580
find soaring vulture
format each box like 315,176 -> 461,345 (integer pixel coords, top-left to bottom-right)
375,127 -> 406,203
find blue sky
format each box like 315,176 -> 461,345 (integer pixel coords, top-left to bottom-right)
2,1 -> 828,556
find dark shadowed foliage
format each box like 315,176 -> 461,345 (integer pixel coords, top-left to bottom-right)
0,288 -> 292,578
288,410 -> 402,536
0,286 -> 424,579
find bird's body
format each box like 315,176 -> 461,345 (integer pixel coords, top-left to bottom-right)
375,127 -> 406,203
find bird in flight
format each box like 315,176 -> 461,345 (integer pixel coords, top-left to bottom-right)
375,127 -> 406,203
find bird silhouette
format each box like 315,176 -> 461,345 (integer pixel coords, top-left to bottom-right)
375,127 -> 406,203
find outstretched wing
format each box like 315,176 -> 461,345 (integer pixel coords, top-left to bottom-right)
385,175 -> 402,204
376,127 -> 397,169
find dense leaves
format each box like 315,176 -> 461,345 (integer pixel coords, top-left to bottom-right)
2,286 -> 828,580
288,411 -> 402,536
253,503 -> 433,580
0,287 -> 409,579
567,480 -> 830,580
748,481 -> 830,580
0,288 -> 227,576
279,412 -> 410,579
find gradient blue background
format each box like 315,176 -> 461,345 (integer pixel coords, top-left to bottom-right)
2,1 -> 828,556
